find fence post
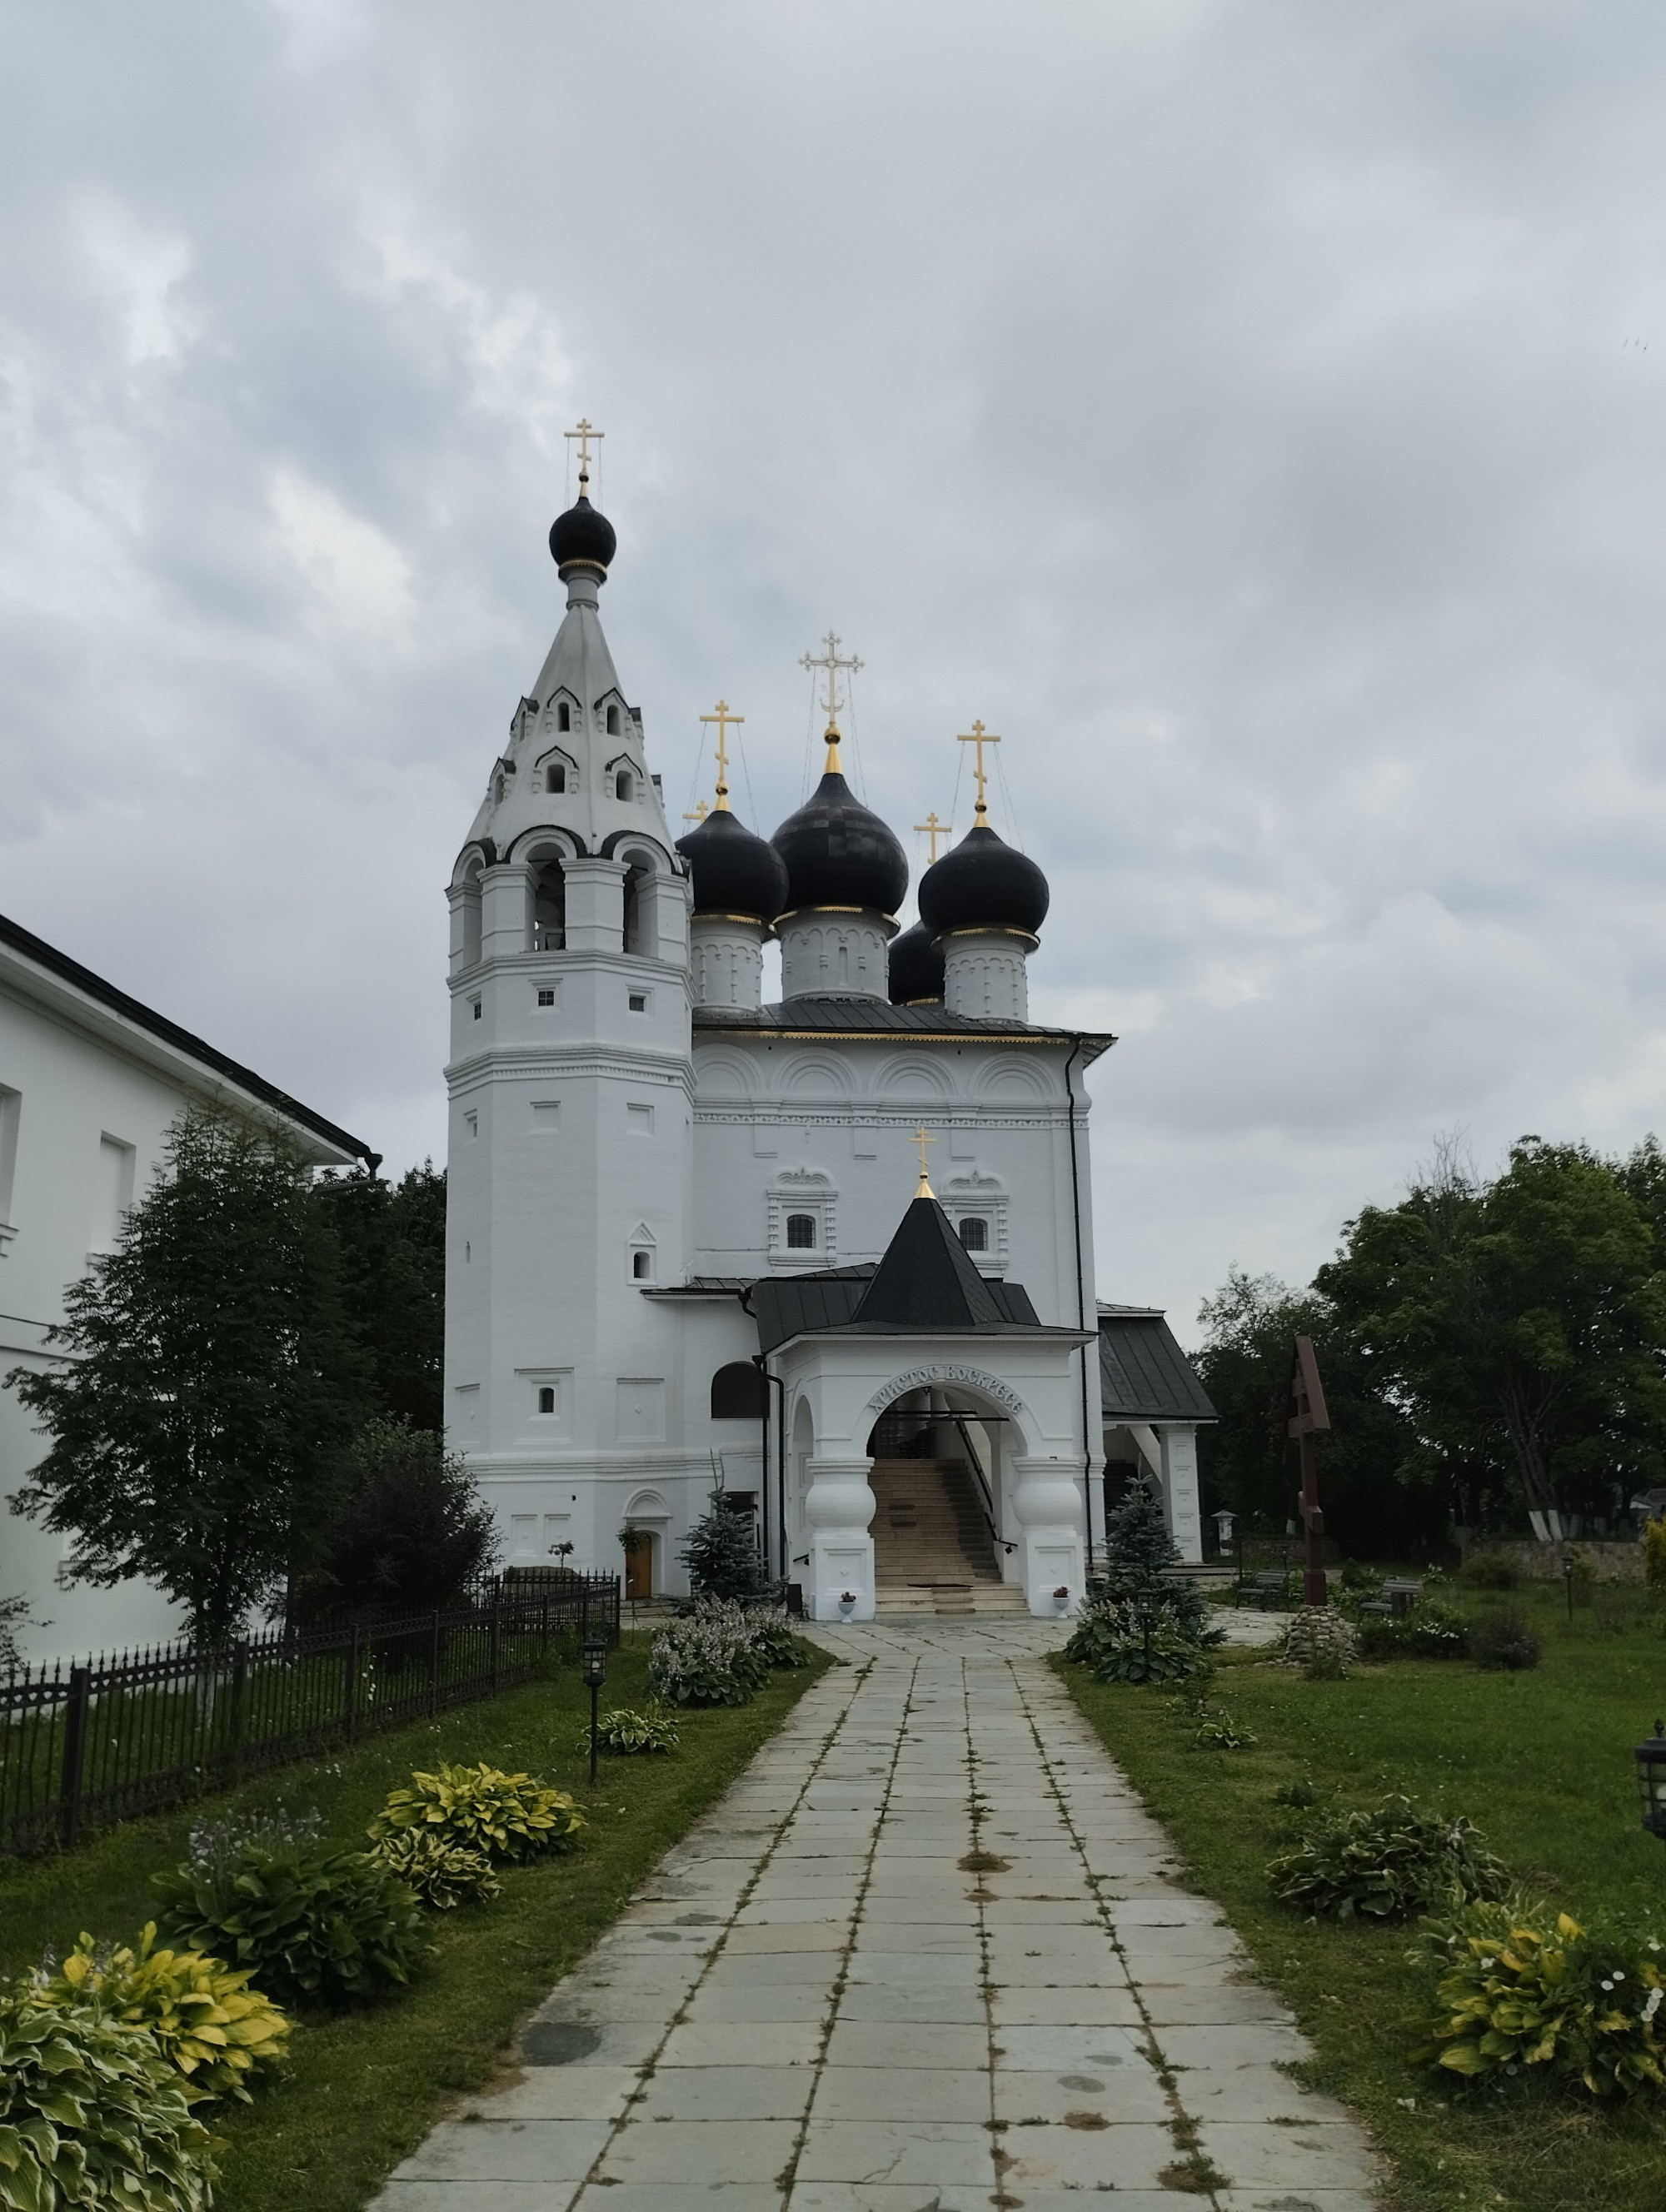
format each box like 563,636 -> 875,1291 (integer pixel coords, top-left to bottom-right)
428,1609 -> 441,1717
344,1621 -> 361,1741
229,1645 -> 248,1786
489,1588 -> 501,1694
540,1597 -> 549,1657
58,1666 -> 92,1850
580,1577 -> 590,1651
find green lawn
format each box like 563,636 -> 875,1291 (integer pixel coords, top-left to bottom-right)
0,1634 -> 835,2212
1055,1581 -> 1666,2212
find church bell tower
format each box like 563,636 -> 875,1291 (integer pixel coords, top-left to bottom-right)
443,428 -> 694,1574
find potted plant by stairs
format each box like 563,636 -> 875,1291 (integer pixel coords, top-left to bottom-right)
838,1590 -> 858,1618
1053,1584 -> 1072,1612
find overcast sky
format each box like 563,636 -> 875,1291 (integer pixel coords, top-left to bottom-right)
5,1 -> 1666,1338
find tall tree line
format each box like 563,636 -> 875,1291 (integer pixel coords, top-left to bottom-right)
1192,1136 -> 1666,1552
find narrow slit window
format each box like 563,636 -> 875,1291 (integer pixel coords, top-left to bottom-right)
616,769 -> 632,800
606,704 -> 621,735
537,1386 -> 556,1414
632,1250 -> 652,1280
557,701 -> 571,731
786,1213 -> 817,1249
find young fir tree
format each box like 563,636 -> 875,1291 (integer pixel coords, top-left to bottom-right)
7,1108 -> 367,1649
1097,1474 -> 1211,1640
679,1497 -> 767,1602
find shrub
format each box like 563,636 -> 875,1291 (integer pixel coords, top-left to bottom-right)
1280,1607 -> 1359,1673
1267,1794 -> 1509,1923
367,1762 -> 585,1864
648,1600 -> 799,1706
30,1922 -> 289,2102
0,1990 -> 217,2210
299,1418 -> 498,1620
1468,1603 -> 1543,1671
1644,1516 -> 1666,1593
579,1704 -> 681,1756
153,1825 -> 426,2009
1413,1896 -> 1666,2096
367,1829 -> 501,1910
1065,1600 -> 1215,1686
1339,1560 -> 1383,1593
1357,1600 -> 1470,1662
1272,1778 -> 1319,1810
1461,1551 -> 1519,1591
679,1497 -> 768,1601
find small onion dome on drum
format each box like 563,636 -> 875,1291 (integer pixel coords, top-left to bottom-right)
676,808 -> 789,925
888,920 -> 945,1004
771,769 -> 909,917
917,823 -> 1050,939
548,491 -> 617,580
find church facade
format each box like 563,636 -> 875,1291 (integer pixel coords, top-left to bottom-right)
444,464 -> 1210,1618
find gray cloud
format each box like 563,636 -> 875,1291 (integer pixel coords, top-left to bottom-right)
6,0 -> 1666,1333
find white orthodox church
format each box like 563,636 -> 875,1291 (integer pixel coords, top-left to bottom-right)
444,454 -> 1215,1619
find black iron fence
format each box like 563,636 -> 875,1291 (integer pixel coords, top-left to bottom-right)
0,1573 -> 620,1857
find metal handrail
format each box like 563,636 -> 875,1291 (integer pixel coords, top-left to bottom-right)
946,1412 -> 1016,1556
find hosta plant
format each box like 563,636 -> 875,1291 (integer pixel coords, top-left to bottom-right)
1412,1897 -> 1666,2096
154,1831 -> 426,2009
1267,1794 -> 1509,1923
367,1762 -> 585,1864
367,1828 -> 501,1911
1066,1601 -> 1215,1686
0,1990 -> 217,2212
1188,1701 -> 1259,1750
580,1704 -> 681,1756
30,1922 -> 289,2103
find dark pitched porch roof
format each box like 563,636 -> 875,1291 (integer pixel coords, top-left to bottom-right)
1097,1307 -> 1217,1423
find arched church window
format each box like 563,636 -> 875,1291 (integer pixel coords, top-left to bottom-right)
606,704 -> 621,736
711,1362 -> 767,1418
957,1216 -> 989,1253
537,1387 -> 556,1414
546,764 -> 566,795
786,1213 -> 817,1249
557,701 -> 571,731
622,857 -> 651,954
616,769 -> 633,801
632,1249 -> 652,1281
532,857 -> 566,951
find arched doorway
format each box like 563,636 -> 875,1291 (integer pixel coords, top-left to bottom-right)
865,1385 -> 1012,1606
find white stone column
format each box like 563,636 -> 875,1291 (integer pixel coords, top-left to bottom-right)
803,1455 -> 877,1620
690,915 -> 769,1009
480,864 -> 529,962
1158,1427 -> 1204,1565
940,929 -> 1033,1021
1010,1456 -> 1085,1613
562,856 -> 627,952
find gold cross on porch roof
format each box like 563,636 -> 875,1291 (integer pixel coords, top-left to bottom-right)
913,1124 -> 937,1199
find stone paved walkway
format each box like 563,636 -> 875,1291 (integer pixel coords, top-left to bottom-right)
375,1622 -> 1376,2212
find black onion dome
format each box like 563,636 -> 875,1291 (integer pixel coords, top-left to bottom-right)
917,824 -> 1050,938
888,920 -> 945,1004
771,770 -> 909,916
676,809 -> 789,924
548,494 -> 617,577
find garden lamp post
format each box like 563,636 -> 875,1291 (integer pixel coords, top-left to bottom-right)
1212,1509 -> 1236,1562
581,1637 -> 607,1785
1563,1552 -> 1575,1626
1636,1721 -> 1666,1845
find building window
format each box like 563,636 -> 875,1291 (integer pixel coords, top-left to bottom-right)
616,769 -> 633,800
631,1249 -> 652,1281
957,1216 -> 989,1253
537,1386 -> 556,1414
786,1213 -> 817,1249
606,705 -> 621,736
546,764 -> 566,794
711,1362 -> 767,1418
628,990 -> 648,1013
557,701 -> 571,731
464,1109 -> 479,1139
536,988 -> 555,1007
471,998 -> 482,1021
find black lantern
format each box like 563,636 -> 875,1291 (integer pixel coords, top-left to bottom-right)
1637,1720 -> 1666,1843
581,1637 -> 607,1785
1563,1552 -> 1577,1626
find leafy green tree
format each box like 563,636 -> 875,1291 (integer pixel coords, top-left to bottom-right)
679,1497 -> 767,1601
312,1162 -> 445,1431
1316,1138 -> 1666,1538
297,1418 -> 497,1619
7,1108 -> 367,1647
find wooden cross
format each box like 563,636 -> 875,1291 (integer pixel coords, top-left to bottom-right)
564,416 -> 603,489
915,811 -> 952,862
801,631 -> 863,769
698,699 -> 743,813
913,1124 -> 936,1198
957,721 -> 1000,823
683,799 -> 710,824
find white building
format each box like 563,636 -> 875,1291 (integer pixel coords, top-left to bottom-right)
0,914 -> 372,1664
445,466 -> 1215,1618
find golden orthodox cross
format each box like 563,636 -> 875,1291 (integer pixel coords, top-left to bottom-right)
564,416 -> 603,491
913,1123 -> 936,1198
801,631 -> 863,771
915,811 -> 952,862
698,699 -> 743,813
683,799 -> 710,824
957,720 -> 1000,823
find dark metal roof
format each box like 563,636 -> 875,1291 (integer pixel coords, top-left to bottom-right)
1098,1312 -> 1217,1424
694,995 -> 1115,1060
0,909 -> 376,1165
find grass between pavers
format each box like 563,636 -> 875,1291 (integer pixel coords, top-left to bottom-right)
1053,1580 -> 1666,2212
0,1632 -> 835,2212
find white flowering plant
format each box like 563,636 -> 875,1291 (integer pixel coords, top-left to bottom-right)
648,1602 -> 804,1706
1412,1896 -> 1666,2097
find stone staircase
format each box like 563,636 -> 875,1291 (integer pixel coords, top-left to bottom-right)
869,1457 -> 1025,1615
